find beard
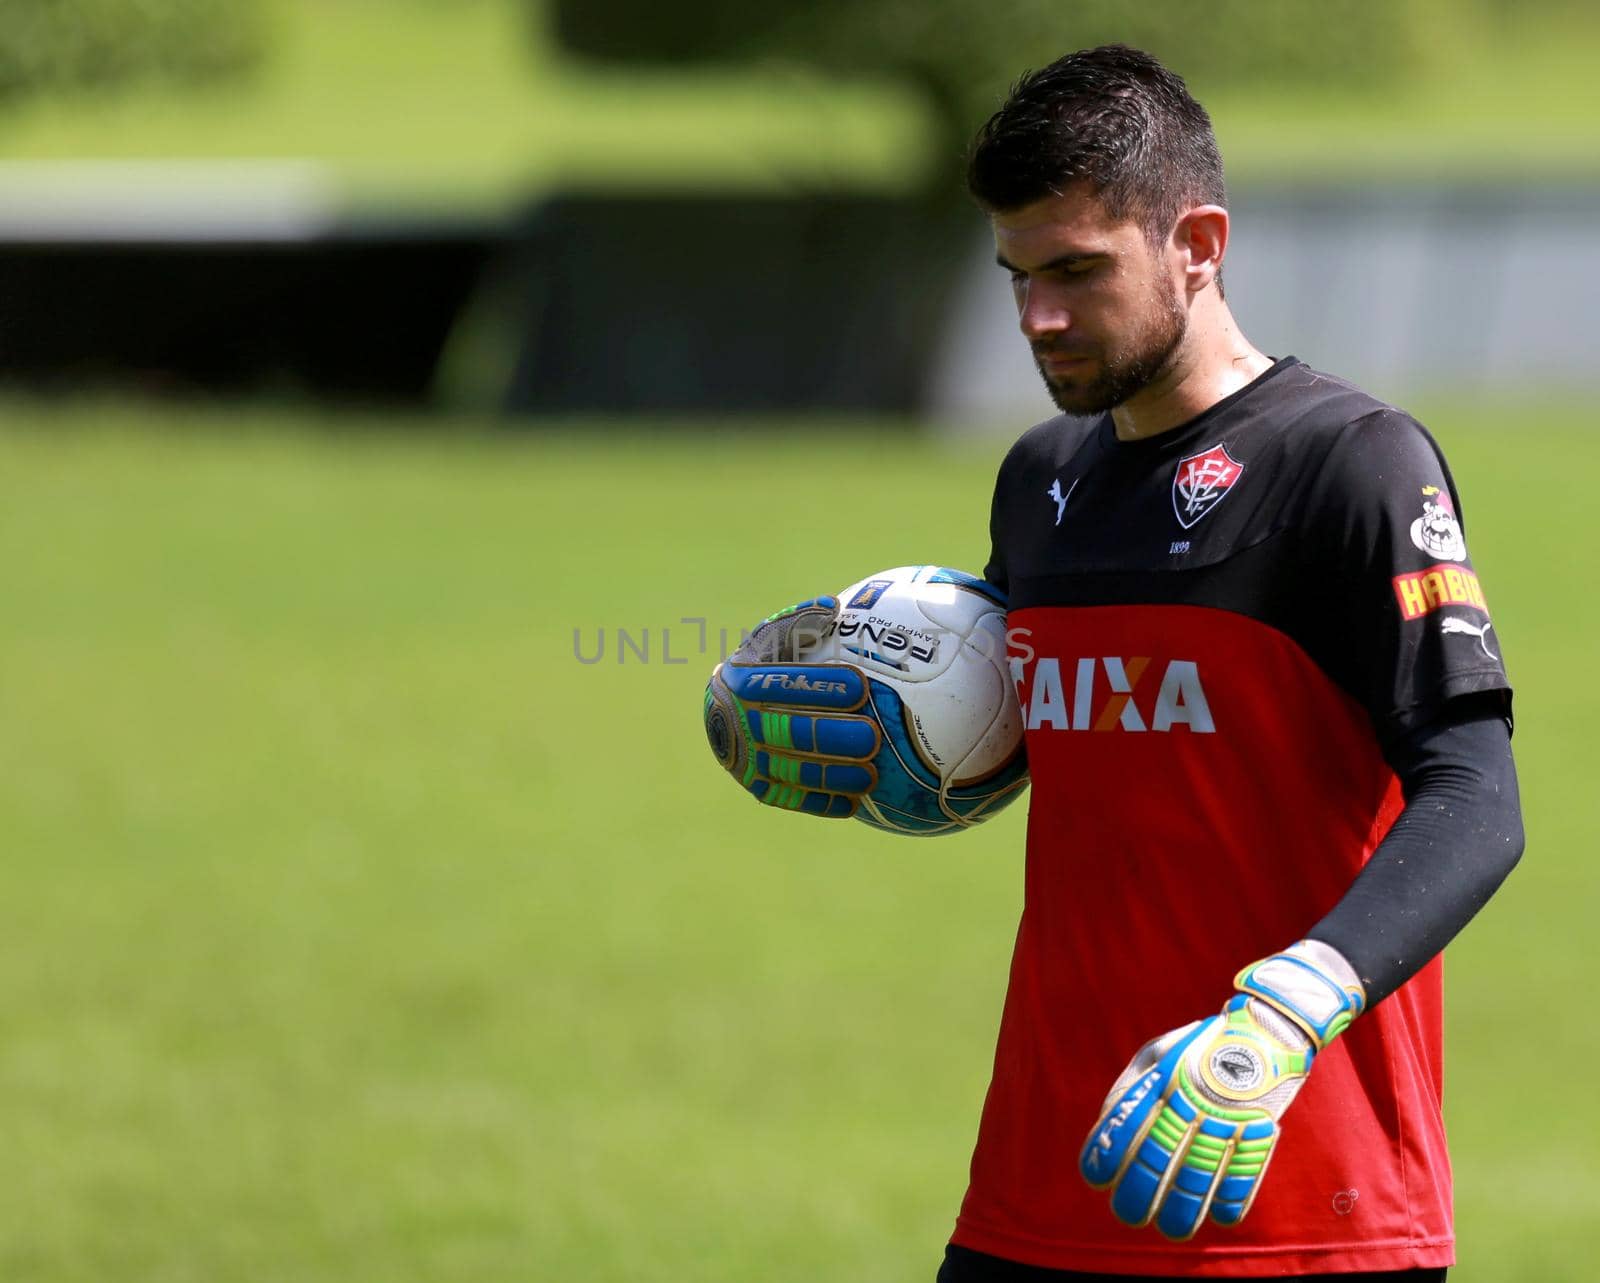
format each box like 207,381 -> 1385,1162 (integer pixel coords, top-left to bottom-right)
1032,275 -> 1188,416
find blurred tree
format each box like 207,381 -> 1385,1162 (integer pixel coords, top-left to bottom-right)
547,0 -> 1491,172
0,0 -> 267,101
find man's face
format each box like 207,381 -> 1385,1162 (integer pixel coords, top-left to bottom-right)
991,188 -> 1188,416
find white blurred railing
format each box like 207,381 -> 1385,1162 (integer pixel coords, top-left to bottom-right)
929,182 -> 1600,425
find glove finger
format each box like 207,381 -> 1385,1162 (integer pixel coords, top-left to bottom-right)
1081,1017 -> 1215,1192
802,714 -> 880,760
1155,1114 -> 1237,1240
721,662 -> 867,711
748,776 -> 857,818
1107,1078 -> 1192,1228
753,751 -> 876,798
801,792 -> 857,818
734,598 -> 840,664
745,709 -> 880,762
1208,1120 -> 1278,1226
1081,1064 -> 1166,1193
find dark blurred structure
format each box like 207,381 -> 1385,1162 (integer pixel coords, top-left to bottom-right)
0,226 -> 493,402
0,189 -> 962,413
505,193 -> 965,412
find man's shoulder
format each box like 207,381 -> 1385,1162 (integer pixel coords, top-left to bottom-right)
1290,363 -> 1459,464
1263,361 -> 1422,440
995,411 -> 1102,476
1238,361 -> 1448,485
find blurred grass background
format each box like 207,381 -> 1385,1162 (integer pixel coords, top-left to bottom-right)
2,0 -> 1597,1277
2,0 -> 1598,206
0,0 -> 934,205
0,401 -> 1594,1280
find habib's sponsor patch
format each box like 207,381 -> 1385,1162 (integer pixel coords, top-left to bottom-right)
1393,565 -> 1488,620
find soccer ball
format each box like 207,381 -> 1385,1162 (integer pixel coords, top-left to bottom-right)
806,565 -> 1028,835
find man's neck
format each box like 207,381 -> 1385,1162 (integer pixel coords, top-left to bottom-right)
1110,303 -> 1272,442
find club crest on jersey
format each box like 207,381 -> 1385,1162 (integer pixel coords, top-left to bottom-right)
1409,485 -> 1467,561
1172,444 -> 1245,529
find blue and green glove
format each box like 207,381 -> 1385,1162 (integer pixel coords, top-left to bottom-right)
703,597 -> 879,818
1079,939 -> 1366,1240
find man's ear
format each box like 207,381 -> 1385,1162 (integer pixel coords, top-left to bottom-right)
1173,205 -> 1229,294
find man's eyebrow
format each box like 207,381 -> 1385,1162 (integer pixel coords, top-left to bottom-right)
994,251 -> 1105,273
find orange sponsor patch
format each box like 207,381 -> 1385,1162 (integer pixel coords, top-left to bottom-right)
1392,565 -> 1488,620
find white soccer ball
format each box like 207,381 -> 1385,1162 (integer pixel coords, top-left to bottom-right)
805,565 -> 1028,835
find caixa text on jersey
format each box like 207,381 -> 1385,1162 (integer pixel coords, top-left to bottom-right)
1009,654 -> 1216,734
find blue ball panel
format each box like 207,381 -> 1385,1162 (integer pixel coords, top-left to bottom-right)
850,678 -> 1027,835
926,566 -> 1008,606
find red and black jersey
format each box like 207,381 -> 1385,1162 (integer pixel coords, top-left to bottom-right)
953,357 -> 1511,1277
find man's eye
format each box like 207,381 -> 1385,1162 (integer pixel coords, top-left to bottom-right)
1008,271 -> 1027,286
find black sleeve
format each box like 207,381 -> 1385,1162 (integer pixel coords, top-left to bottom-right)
1302,408 -> 1512,748
983,447 -> 1013,595
1309,693 -> 1523,1005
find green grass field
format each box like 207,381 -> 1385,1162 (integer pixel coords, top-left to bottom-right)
0,400 -> 1595,1280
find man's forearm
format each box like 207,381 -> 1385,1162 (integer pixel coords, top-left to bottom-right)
1310,698 -> 1524,1005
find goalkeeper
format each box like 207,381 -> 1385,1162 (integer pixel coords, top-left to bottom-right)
705,43 -> 1523,1283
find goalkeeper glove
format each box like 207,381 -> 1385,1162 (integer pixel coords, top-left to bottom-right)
1079,939 -> 1365,1240
703,597 -> 878,819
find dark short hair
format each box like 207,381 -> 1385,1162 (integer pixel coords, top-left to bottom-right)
967,45 -> 1226,244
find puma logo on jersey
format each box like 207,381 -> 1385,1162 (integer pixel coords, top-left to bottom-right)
1009,656 -> 1216,733
1046,476 -> 1078,526
1440,615 -> 1497,660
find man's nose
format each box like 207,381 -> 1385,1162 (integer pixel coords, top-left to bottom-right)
1018,280 -> 1070,340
